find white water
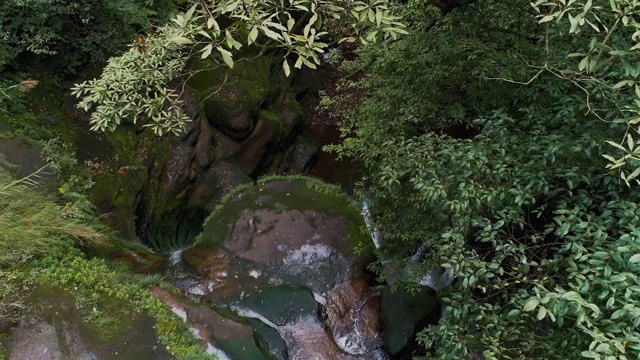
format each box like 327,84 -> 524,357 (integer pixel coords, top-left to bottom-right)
360,197 -> 382,249
359,196 -> 455,291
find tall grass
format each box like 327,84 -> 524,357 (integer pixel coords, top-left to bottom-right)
0,161 -> 107,266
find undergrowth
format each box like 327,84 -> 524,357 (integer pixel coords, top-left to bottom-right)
0,162 -> 108,266
0,160 -> 212,359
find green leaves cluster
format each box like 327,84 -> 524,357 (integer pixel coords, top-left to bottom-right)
73,0 -> 407,135
71,26 -> 190,135
531,0 -> 640,184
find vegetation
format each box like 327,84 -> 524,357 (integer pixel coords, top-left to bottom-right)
4,0 -> 640,359
71,0 -> 408,135
324,0 -> 640,359
32,253 -> 211,359
0,161 -> 209,358
0,162 -> 107,266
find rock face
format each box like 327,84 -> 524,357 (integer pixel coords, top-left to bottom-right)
78,56 -> 319,249
170,178 -> 387,359
380,285 -> 438,355
1,287 -> 173,360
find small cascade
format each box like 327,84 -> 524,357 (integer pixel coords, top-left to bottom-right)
359,195 -> 455,291
164,247 -> 195,280
360,196 -> 382,249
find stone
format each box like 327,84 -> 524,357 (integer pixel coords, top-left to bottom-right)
188,58 -> 271,140
232,111 -> 283,176
180,178 -> 387,359
380,285 -> 438,355
325,279 -> 383,355
2,287 -> 174,360
279,135 -> 319,174
151,287 -> 270,360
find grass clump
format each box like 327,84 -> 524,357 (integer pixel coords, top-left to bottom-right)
0,164 -> 108,266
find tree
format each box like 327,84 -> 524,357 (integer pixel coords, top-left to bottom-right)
327,0 -> 640,358
0,0 -> 175,74
72,0 -> 407,135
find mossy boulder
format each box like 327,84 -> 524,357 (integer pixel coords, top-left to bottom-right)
189,177 -> 372,293
189,58 -> 272,139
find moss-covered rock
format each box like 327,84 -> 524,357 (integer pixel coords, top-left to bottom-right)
180,177 -> 385,359
189,58 -> 272,139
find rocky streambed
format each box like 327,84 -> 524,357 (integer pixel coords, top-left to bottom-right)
153,178 -> 438,359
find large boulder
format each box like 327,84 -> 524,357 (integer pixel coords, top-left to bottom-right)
188,58 -> 271,140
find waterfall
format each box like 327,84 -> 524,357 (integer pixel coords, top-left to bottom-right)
360,196 -> 382,249
359,195 -> 455,291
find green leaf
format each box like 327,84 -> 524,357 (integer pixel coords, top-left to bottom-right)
630,254 -> 640,264
216,46 -> 234,68
537,306 -> 547,320
184,4 -> 197,22
539,14 -> 555,23
283,59 -> 290,77
581,351 -> 598,358
248,26 -> 259,44
201,44 -> 213,59
523,298 -> 539,312
170,36 -> 193,45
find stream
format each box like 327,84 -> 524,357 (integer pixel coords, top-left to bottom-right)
153,179 -> 445,360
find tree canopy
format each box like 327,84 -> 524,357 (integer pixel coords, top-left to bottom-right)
325,0 -> 640,358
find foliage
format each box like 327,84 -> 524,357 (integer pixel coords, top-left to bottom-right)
72,0 -> 408,135
31,253 -> 210,358
0,0 -> 176,74
42,137 -> 95,194
329,0 -> 640,358
0,267 -> 30,328
0,162 -> 108,266
528,0 -> 640,184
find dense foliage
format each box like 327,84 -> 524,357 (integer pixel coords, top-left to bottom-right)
327,0 -> 640,358
4,0 -> 640,358
72,0 -> 408,135
0,0 -> 175,74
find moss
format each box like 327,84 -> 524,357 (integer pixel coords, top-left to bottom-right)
259,109 -> 281,125
188,57 -> 271,110
196,175 -> 368,251
30,253 -> 210,359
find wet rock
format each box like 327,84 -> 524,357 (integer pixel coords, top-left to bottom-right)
381,285 -> 438,355
325,279 -> 383,355
279,135 -> 319,174
232,111 -> 284,176
151,287 -> 270,360
189,179 -> 372,293
180,178 -> 386,359
2,287 -> 173,360
189,58 -> 271,140
193,117 -> 215,169
189,162 -> 252,210
248,318 -> 288,360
